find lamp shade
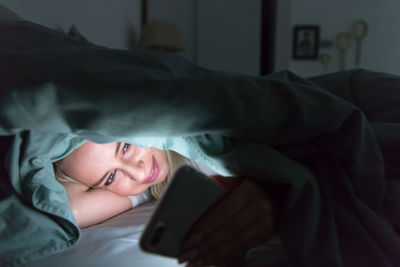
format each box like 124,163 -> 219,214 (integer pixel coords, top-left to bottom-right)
139,19 -> 184,52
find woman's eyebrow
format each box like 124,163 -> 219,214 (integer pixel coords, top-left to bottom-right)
91,142 -> 121,187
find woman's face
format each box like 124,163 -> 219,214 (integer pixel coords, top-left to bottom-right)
59,141 -> 169,196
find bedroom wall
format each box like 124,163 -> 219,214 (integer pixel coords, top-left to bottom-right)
147,0 -> 197,64
196,0 -> 261,76
274,0 -> 292,73
283,0 -> 400,77
0,0 -> 142,50
148,0 -> 261,76
2,0 -> 262,76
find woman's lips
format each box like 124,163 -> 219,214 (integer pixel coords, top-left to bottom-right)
142,156 -> 159,184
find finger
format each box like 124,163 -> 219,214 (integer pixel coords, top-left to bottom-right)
240,217 -> 275,249
198,202 -> 263,253
200,241 -> 245,266
185,179 -> 257,242
179,216 -> 269,266
182,198 -> 275,264
200,219 -> 273,266
179,204 -> 252,265
185,180 -> 275,251
199,209 -> 276,266
179,179 -> 275,264
180,180 -> 273,256
181,194 -> 250,258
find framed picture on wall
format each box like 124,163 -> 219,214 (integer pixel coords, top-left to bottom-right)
292,25 -> 320,60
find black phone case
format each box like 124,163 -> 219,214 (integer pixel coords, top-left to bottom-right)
139,165 -> 227,258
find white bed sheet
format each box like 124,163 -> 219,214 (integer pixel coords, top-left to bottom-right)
25,201 -> 183,267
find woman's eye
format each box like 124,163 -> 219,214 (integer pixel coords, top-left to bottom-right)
122,143 -> 130,152
105,170 -> 116,186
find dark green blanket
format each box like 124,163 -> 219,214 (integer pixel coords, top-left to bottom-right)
0,21 -> 399,266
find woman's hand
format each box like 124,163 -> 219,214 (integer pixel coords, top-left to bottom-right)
178,179 -> 278,266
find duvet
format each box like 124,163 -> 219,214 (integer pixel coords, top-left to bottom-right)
0,20 -> 399,266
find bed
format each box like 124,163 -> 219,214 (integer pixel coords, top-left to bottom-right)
1,6 -> 400,267
23,201 -> 183,267
22,199 -> 288,267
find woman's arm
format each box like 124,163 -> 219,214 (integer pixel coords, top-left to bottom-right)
62,182 -> 132,228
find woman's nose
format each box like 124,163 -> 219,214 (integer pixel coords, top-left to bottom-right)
123,146 -> 149,182
122,159 -> 146,182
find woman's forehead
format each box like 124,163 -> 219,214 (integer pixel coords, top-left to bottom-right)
76,141 -> 117,157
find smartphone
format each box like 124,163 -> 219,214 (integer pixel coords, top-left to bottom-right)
139,165 -> 227,258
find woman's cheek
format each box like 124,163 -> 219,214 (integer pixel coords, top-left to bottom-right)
113,177 -> 132,196
115,177 -> 146,196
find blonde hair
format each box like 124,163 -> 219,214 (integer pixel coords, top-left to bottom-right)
53,150 -> 187,199
149,150 -> 187,199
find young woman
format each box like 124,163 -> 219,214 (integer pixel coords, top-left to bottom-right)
54,140 -> 282,266
54,141 -> 185,227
